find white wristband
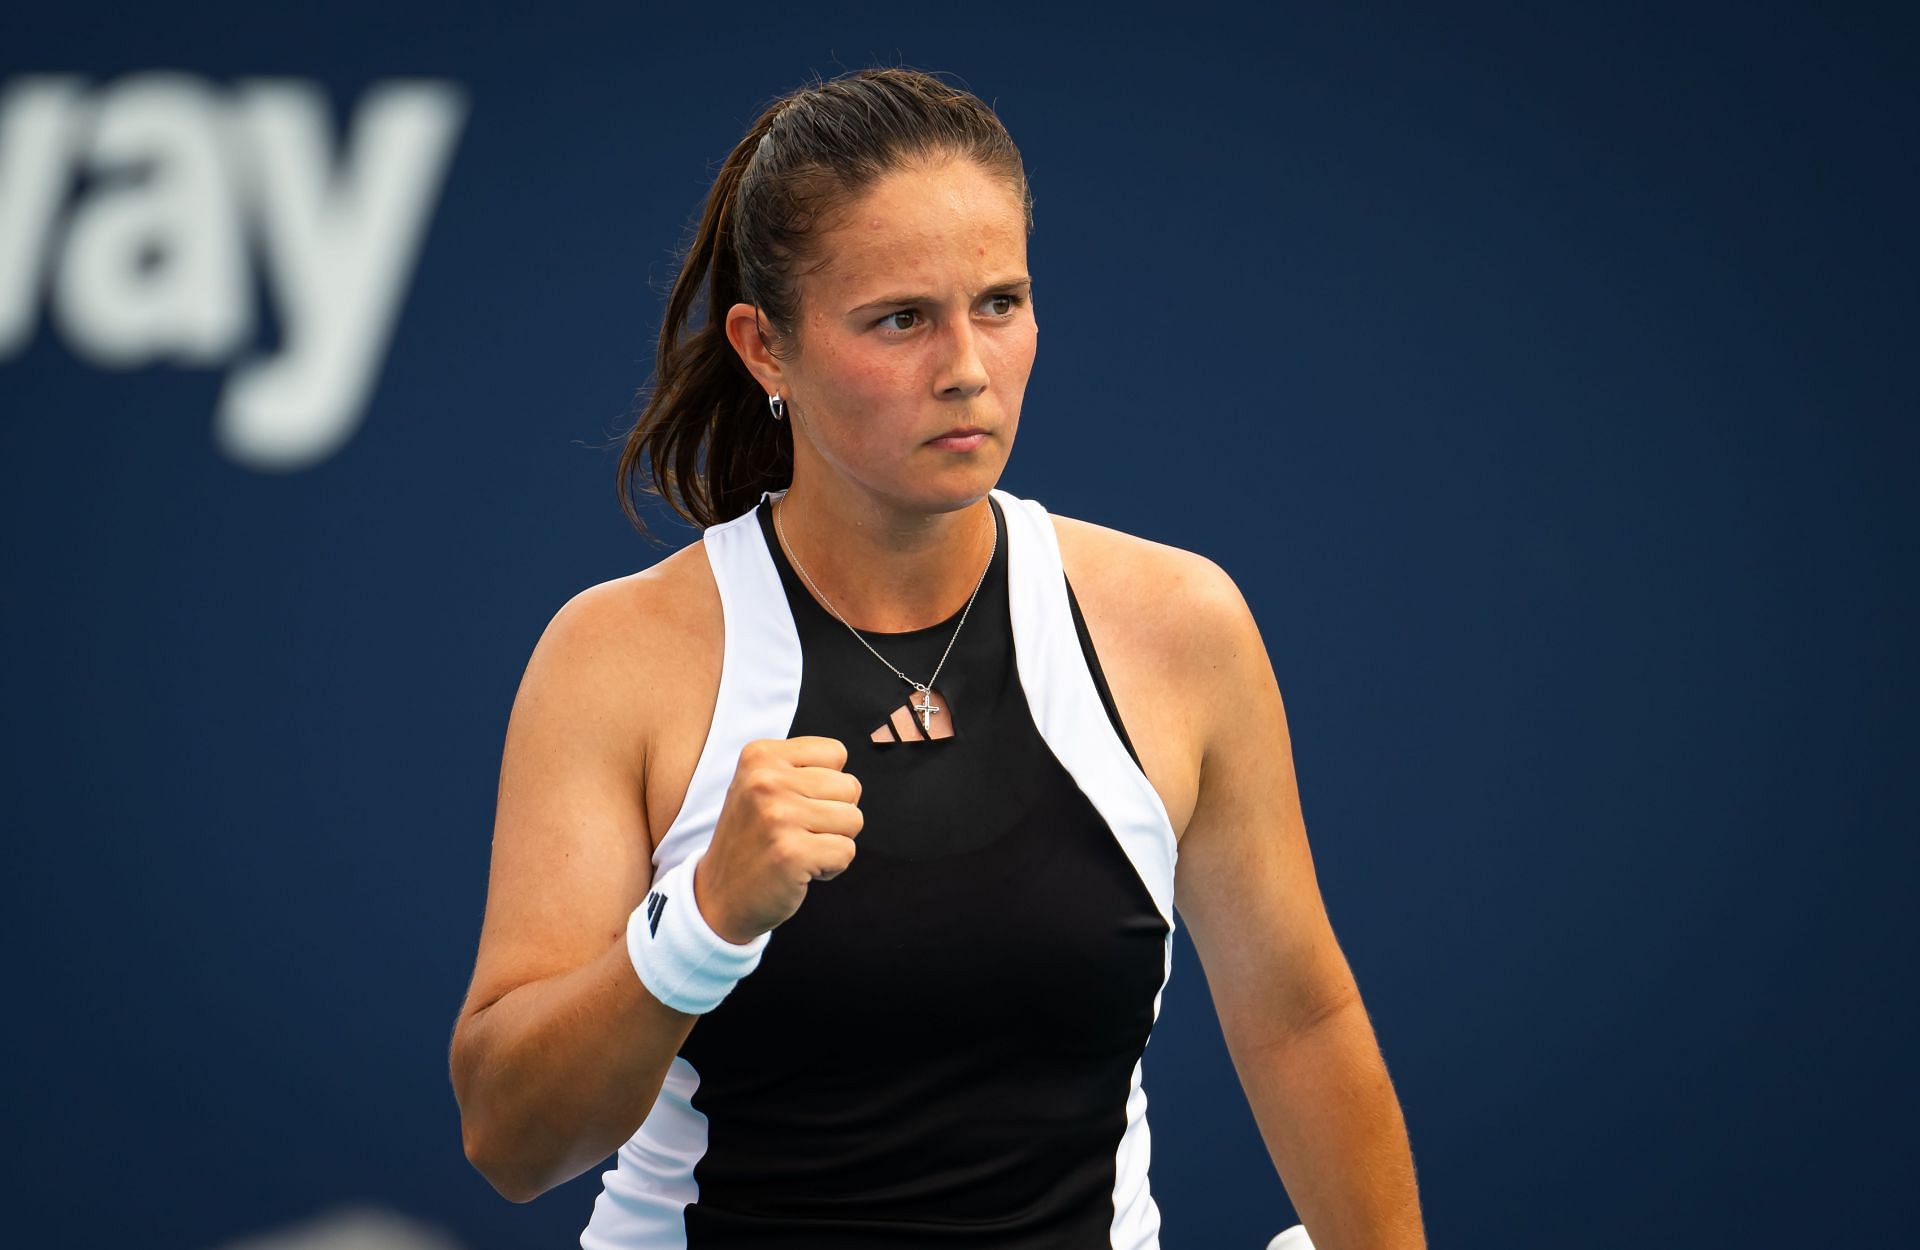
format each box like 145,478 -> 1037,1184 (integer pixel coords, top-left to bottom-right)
626,846 -> 769,1015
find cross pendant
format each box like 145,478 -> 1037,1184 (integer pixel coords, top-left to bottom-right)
912,687 -> 941,734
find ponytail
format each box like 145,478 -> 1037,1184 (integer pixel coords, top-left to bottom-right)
615,102 -> 791,542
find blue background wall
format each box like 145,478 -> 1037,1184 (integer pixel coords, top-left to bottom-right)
3,3 -> 1912,1247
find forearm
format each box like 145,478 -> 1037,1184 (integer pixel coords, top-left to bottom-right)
451,933 -> 698,1202
1231,1001 -> 1426,1250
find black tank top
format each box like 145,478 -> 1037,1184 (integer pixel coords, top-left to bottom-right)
615,492 -> 1173,1248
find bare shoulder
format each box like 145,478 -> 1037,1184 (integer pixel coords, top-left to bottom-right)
560,538 -> 722,657
1047,511 -> 1258,839
520,539 -> 723,793
1048,511 -> 1251,656
535,540 -> 717,681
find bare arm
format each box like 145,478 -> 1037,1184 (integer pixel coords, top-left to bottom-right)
449,575 -> 705,1203
1172,559 -> 1426,1250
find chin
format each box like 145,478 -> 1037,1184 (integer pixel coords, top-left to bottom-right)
910,479 -> 999,514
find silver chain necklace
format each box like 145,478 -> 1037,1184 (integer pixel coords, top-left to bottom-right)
774,494 -> 996,736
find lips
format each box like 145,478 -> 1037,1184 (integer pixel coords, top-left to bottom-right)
931,427 -> 987,441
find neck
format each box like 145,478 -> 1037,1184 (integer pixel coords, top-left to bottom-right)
773,483 -> 995,634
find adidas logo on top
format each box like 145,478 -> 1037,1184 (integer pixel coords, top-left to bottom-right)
643,889 -> 667,937
869,684 -> 954,743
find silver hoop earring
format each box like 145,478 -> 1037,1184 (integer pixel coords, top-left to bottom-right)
768,393 -> 787,422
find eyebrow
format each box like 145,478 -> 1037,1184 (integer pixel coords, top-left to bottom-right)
846,277 -> 1032,315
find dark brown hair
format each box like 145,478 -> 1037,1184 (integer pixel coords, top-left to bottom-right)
616,67 -> 1033,543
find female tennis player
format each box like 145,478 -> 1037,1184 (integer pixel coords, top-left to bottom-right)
449,67 -> 1426,1250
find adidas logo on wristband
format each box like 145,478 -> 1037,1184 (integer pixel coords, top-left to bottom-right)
625,848 -> 771,1015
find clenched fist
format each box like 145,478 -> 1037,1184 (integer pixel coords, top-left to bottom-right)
693,736 -> 864,944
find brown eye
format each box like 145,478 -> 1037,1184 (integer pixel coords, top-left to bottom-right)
881,310 -> 918,333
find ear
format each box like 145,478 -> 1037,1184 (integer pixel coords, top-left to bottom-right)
723,302 -> 789,396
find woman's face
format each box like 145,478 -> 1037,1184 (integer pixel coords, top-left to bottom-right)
732,155 -> 1036,518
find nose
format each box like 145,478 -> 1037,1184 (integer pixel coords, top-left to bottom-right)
936,317 -> 989,399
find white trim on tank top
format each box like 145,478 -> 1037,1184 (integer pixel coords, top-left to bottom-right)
581,486 -> 1178,1250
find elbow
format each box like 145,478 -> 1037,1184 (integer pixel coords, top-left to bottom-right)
452,1031 -> 550,1205
462,1116 -> 549,1204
